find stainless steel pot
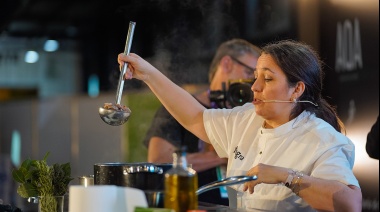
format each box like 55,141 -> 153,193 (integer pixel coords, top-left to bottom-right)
78,175 -> 94,187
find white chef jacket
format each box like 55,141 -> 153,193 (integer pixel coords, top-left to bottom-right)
203,103 -> 360,211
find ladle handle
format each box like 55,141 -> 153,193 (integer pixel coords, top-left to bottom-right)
116,21 -> 136,104
196,175 -> 257,195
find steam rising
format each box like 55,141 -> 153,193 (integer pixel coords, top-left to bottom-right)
116,0 -> 241,86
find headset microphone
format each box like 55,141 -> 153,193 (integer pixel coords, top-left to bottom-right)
262,99 -> 318,107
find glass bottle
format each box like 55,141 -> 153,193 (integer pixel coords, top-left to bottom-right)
164,147 -> 198,212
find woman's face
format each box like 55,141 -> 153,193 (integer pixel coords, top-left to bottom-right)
251,53 -> 296,123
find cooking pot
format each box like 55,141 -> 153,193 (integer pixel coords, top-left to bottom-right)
94,162 -> 172,190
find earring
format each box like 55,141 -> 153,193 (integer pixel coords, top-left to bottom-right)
291,98 -> 297,103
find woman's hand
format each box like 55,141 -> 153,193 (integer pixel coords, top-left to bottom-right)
117,53 -> 158,82
243,163 -> 289,193
243,164 -> 362,211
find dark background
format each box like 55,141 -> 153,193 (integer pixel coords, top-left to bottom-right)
0,0 -> 298,91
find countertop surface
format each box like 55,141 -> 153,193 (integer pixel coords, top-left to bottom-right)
198,201 -> 239,212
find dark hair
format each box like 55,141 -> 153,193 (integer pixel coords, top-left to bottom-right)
261,40 -> 345,133
208,38 -> 261,83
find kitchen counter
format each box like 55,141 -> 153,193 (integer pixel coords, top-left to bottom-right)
198,201 -> 238,212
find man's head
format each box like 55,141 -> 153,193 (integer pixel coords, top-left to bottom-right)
209,39 -> 261,91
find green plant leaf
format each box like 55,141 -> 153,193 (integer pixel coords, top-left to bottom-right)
62,163 -> 71,175
42,152 -> 50,161
20,158 -> 33,170
30,160 -> 39,168
24,170 -> 33,181
17,182 -> 39,198
51,163 -> 73,195
17,184 -> 29,198
12,169 -> 25,183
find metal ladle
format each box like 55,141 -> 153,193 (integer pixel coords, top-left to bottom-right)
99,21 -> 136,126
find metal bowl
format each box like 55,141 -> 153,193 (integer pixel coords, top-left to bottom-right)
98,107 -> 131,126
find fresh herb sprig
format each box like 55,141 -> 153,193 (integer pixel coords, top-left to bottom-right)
12,152 -> 73,198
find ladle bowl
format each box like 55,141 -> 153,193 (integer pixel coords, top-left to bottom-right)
98,21 -> 135,126
99,107 -> 131,126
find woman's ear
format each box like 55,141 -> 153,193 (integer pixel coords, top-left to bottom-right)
293,81 -> 305,98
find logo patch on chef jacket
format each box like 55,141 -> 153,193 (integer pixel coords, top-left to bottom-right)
233,146 -> 245,160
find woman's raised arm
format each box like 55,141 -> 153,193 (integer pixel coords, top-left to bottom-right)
118,53 -> 210,143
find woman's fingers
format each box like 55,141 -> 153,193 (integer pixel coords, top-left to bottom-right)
117,53 -> 125,65
243,184 -> 248,192
243,181 -> 257,194
125,63 -> 133,79
117,53 -> 136,79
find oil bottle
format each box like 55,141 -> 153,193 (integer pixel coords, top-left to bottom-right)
164,146 -> 198,212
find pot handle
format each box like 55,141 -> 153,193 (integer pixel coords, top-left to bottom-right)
196,175 -> 257,195
123,164 -> 164,174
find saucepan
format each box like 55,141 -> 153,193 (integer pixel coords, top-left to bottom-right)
94,162 -> 172,208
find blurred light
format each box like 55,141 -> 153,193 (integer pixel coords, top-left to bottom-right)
88,74 -> 99,97
11,130 -> 21,167
24,51 -> 39,63
328,0 -> 377,10
44,39 -> 59,52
